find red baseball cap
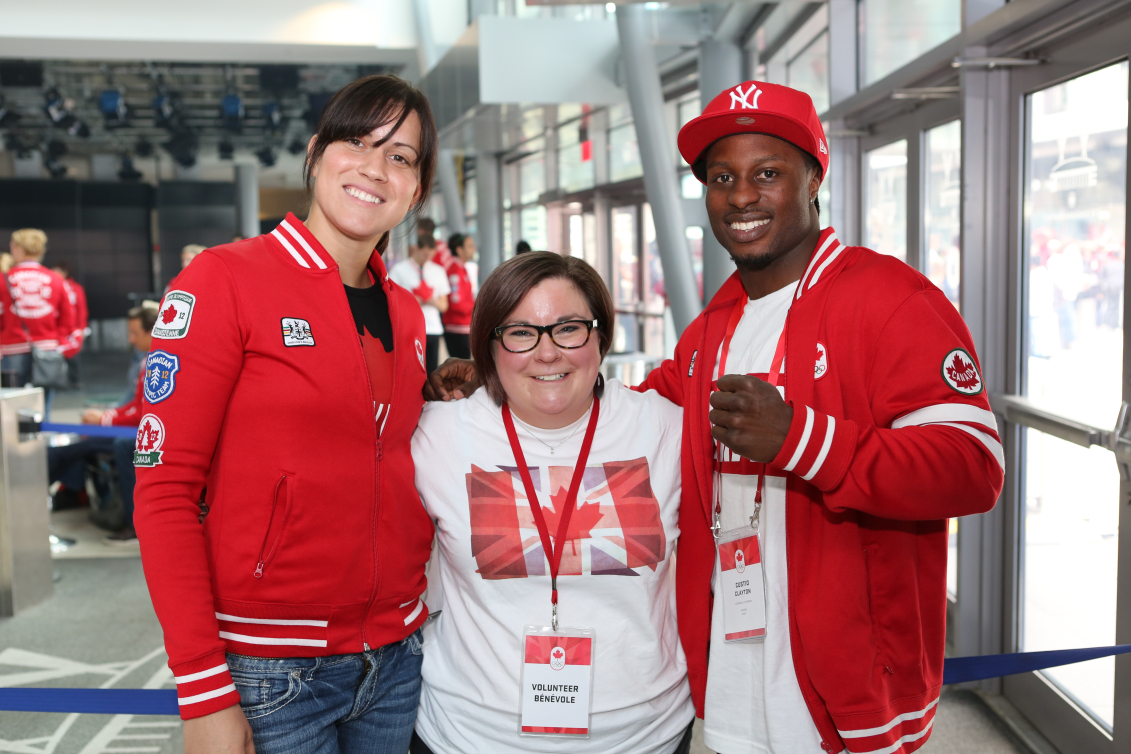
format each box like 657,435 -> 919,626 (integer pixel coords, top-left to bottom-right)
678,81 -> 829,184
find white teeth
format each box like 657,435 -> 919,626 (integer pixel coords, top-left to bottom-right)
345,186 -> 383,204
729,219 -> 770,231
534,374 -> 567,382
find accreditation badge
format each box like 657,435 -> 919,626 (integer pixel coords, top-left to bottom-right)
716,527 -> 767,642
518,625 -> 595,738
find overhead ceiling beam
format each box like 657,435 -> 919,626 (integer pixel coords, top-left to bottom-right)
758,2 -> 823,63
739,3 -> 779,49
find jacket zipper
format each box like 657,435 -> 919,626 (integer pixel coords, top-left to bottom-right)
254,475 -> 290,578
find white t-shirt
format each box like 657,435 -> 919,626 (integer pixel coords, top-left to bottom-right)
703,282 -> 825,754
412,381 -> 694,754
390,258 -> 451,335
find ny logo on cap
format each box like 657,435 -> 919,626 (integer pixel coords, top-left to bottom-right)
730,83 -> 762,110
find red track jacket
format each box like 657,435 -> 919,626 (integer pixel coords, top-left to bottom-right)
134,214 -> 434,720
5,261 -> 77,357
102,367 -> 144,426
441,257 -> 474,334
639,228 -> 1003,754
62,278 -> 88,352
0,282 -> 27,356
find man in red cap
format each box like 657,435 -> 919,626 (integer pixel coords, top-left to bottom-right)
427,81 -> 1003,754
637,81 -> 1003,754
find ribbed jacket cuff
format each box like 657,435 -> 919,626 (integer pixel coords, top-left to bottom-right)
171,651 -> 241,720
771,403 -> 857,491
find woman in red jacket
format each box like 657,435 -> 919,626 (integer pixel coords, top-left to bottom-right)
133,75 -> 438,754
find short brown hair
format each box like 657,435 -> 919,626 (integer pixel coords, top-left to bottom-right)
471,252 -> 614,405
303,75 -> 437,256
128,301 -> 160,333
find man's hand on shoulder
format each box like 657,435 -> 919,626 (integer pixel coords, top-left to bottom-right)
424,358 -> 479,401
183,704 -> 255,754
709,374 -> 793,463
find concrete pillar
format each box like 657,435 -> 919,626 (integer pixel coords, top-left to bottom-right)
235,163 -> 259,239
698,38 -> 743,301
412,0 -> 439,73
438,149 -> 467,235
476,151 -> 502,284
617,4 -> 702,332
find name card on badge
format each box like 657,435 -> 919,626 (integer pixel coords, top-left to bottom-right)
717,530 -> 767,641
519,626 -> 595,737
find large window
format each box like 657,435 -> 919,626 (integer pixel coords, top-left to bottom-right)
558,117 -> 595,193
788,30 -> 829,115
859,0 -> 961,87
1021,60 -> 1127,730
925,120 -> 962,308
609,105 -> 643,183
864,140 -> 908,261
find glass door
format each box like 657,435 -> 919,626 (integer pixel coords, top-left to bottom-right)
1002,57 -> 1131,753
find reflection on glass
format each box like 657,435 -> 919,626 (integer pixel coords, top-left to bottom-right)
681,172 -> 703,199
641,204 -> 665,357
502,163 -> 513,210
864,140 -> 907,261
519,153 -> 545,205
818,177 -> 831,231
611,206 -> 639,353
860,0 -> 960,86
610,124 -> 643,182
568,214 -> 584,259
678,97 -> 701,130
1021,61 -> 1127,731
925,120 -> 962,308
685,226 -> 704,301
503,212 -> 513,260
559,143 -> 596,193
464,176 -> 477,218
787,30 -> 829,115
1023,430 -> 1118,728
519,206 -> 548,252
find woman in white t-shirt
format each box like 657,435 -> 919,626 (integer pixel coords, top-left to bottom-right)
410,252 -> 694,754
390,235 -> 450,372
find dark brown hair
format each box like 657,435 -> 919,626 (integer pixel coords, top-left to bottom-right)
471,252 -> 615,405
303,75 -> 438,255
128,302 -> 160,333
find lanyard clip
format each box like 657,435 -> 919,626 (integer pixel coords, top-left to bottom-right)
712,508 -> 722,540
552,601 -> 559,632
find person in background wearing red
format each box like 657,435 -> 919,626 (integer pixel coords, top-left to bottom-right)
0,268 -> 28,387
134,74 -> 438,754
52,261 -> 88,388
391,232 -> 450,373
441,233 -> 476,360
7,229 -> 77,415
417,218 -> 452,269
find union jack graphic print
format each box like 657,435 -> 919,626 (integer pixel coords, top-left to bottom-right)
466,457 -> 666,580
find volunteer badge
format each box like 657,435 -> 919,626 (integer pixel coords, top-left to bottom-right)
152,291 -> 195,340
143,350 -> 180,404
520,631 -> 594,737
942,348 -> 983,395
134,414 -> 166,467
281,317 -> 315,347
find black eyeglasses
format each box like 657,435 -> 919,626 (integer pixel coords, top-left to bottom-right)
493,319 -> 599,353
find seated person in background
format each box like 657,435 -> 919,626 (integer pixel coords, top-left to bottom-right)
48,302 -> 158,544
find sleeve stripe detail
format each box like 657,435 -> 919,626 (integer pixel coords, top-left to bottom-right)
403,599 -> 425,626
838,698 -> 939,738
806,241 -> 845,291
891,403 -> 998,433
846,721 -> 935,754
935,422 -> 1005,470
178,684 -> 238,706
797,232 -> 839,298
271,229 -> 310,269
279,219 -> 329,270
215,612 -> 328,627
783,406 -> 816,472
173,663 -> 229,684
218,631 -> 328,647
399,598 -> 418,608
801,415 -> 836,481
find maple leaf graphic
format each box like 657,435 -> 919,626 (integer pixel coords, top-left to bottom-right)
945,352 -> 980,389
137,419 -> 160,451
542,487 -> 604,555
160,305 -> 178,325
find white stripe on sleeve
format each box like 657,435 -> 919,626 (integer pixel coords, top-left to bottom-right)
218,632 -> 328,647
935,422 -> 1005,470
891,403 -> 998,433
801,415 -> 835,481
173,663 -> 229,684
178,684 -> 238,706
838,698 -> 939,738
403,599 -> 425,625
783,406 -> 815,472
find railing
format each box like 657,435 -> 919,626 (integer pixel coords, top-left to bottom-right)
601,351 -> 666,388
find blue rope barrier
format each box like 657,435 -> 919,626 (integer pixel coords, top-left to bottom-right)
0,688 -> 178,715
39,422 -> 138,439
5,646 -> 1131,715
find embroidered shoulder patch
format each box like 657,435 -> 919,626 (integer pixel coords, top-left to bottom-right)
152,291 -> 195,340
815,343 -> 828,380
942,348 -> 984,395
134,414 -> 166,467
281,317 -> 315,347
143,350 -> 180,404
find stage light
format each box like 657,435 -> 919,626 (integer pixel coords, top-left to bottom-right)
163,127 -> 198,168
0,94 -> 20,128
100,87 -> 129,128
287,138 -> 306,155
221,91 -> 244,133
43,88 -> 90,138
262,100 -> 284,135
119,156 -> 143,181
46,139 -> 66,159
44,156 -> 67,179
218,139 -> 235,160
255,145 -> 276,167
135,137 -> 154,158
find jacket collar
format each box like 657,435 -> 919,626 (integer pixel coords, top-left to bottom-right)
268,213 -> 390,282
704,226 -> 846,310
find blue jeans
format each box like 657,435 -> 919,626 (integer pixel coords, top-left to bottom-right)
229,629 -> 424,754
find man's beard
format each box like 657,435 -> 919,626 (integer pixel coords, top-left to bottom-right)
731,251 -> 779,272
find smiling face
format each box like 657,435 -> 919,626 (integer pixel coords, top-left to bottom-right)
704,133 -> 820,271
494,277 -> 601,429
307,111 -> 423,246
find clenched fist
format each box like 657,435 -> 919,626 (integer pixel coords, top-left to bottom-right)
709,374 -> 793,463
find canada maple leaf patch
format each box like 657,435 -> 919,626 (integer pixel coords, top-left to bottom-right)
160,305 -> 178,325
941,348 -> 983,395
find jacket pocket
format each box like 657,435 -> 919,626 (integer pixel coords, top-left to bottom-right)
862,545 -> 895,673
254,474 -> 294,579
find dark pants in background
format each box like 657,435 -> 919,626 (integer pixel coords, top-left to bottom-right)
425,334 -> 442,374
443,331 -> 471,360
48,435 -> 137,528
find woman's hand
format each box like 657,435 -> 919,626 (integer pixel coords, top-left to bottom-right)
183,704 -> 255,754
424,358 -> 479,401
81,408 -> 105,425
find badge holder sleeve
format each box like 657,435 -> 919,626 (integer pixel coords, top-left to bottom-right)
715,525 -> 769,643
518,625 -> 596,738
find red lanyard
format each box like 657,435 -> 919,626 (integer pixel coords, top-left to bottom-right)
502,399 -> 601,631
713,295 -> 787,534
